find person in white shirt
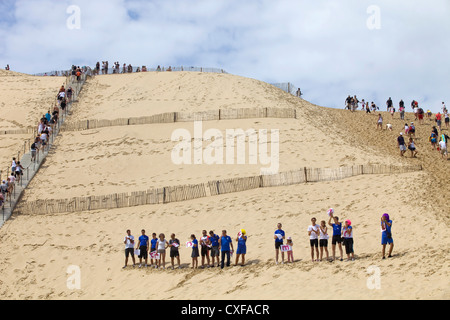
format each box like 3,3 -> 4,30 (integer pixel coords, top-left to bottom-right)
123,230 -> 136,268
319,220 -> 330,262
156,233 -> 169,269
308,217 -> 320,262
439,139 -> 448,160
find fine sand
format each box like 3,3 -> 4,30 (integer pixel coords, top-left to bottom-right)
0,71 -> 448,300
0,69 -> 64,172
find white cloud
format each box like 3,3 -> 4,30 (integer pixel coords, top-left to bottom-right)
0,0 -> 449,112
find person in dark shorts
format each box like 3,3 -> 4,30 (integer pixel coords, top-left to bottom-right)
342,220 -> 355,261
307,218 -> 320,262
200,230 -> 211,268
319,220 -> 330,262
123,229 -> 136,268
136,229 -> 149,268
209,231 -> 220,267
150,233 -> 158,268
274,223 -> 285,264
169,233 -> 181,269
328,213 -> 343,261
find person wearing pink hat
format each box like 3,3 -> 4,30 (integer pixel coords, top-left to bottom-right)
342,220 -> 355,261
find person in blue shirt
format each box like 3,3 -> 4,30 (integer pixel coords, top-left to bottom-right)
136,229 -> 149,268
219,230 -> 234,269
150,233 -> 158,268
328,213 -> 344,262
190,234 -> 199,269
274,223 -> 285,264
381,213 -> 394,259
235,229 -> 247,267
209,231 -> 220,267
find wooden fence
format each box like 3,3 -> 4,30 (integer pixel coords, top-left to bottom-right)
15,164 -> 422,215
60,107 -> 299,132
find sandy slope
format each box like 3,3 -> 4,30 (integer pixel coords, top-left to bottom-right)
0,71 -> 448,300
0,70 -> 64,171
0,171 -> 448,300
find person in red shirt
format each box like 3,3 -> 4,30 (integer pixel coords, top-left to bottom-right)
435,113 -> 442,130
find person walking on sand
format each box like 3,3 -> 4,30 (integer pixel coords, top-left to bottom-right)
136,229 -> 149,268
169,233 -> 181,269
408,138 -> 418,158
235,229 -> 247,266
274,223 -> 285,264
319,220 -> 330,262
342,220 -> 355,261
377,114 -> 383,130
439,138 -> 448,160
190,234 -> 199,269
397,132 -> 407,157
308,218 -> 320,262
200,230 -> 211,268
219,230 -> 234,269
381,214 -> 394,259
156,233 -> 168,269
209,230 -> 220,267
123,230 -> 136,268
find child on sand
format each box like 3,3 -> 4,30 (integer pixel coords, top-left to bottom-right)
169,233 -> 181,269
286,237 -> 294,263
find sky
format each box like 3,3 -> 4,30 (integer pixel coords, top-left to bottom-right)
0,0 -> 449,112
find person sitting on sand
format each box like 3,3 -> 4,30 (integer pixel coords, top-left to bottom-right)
308,217 -> 320,262
408,138 -> 418,158
386,123 -> 393,131
381,214 -> 394,259
274,223 -> 285,264
123,229 -> 136,269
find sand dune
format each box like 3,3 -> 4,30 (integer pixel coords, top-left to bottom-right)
0,70 -> 64,171
0,71 -> 448,300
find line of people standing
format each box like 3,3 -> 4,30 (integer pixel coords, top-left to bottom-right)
123,229 -> 247,270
